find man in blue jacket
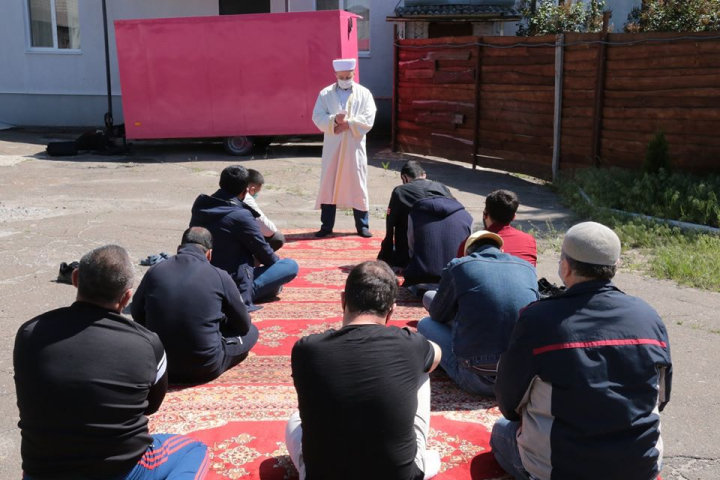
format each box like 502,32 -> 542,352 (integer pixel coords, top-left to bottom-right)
417,231 -> 538,396
190,165 -> 298,311
132,227 -> 259,383
492,222 -> 672,480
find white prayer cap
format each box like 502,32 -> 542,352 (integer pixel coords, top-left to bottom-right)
333,58 -> 357,72
562,222 -> 621,266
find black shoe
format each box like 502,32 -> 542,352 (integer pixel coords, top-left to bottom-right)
357,228 -> 372,238
315,229 -> 332,238
57,261 -> 79,284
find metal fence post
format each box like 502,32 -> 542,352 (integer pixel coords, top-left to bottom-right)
552,33 -> 565,182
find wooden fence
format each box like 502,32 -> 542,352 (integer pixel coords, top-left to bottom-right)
392,31 -> 720,180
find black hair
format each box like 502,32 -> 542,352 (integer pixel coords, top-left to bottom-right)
562,252 -> 617,281
247,169 -> 265,186
219,165 -> 249,196
77,245 -> 134,304
485,189 -> 519,225
344,261 -> 398,317
400,160 -> 425,180
181,227 -> 213,251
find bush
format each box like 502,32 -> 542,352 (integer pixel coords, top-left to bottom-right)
561,167 -> 720,227
643,132 -> 671,174
625,0 -> 720,33
517,0 -> 606,36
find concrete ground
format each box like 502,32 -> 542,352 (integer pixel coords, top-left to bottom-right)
0,129 -> 718,479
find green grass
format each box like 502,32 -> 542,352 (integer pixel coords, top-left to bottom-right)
556,170 -> 720,292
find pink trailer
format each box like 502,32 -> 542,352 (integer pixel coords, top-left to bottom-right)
114,11 -> 359,155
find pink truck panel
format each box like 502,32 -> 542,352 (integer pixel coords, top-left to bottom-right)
115,11 -> 359,140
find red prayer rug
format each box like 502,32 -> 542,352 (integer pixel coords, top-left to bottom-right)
149,230 -> 508,479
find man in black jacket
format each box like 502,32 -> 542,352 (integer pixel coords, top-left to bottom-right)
190,165 -> 298,311
377,160 -> 453,269
132,227 -> 259,383
15,245 -> 208,479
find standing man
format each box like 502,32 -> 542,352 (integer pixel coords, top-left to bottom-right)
14,245 -> 208,479
492,222 -> 672,480
287,261 -> 442,480
313,58 -> 377,238
378,160 -> 453,269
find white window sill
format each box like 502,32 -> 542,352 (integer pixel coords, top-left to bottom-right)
26,48 -> 82,55
359,51 -> 371,58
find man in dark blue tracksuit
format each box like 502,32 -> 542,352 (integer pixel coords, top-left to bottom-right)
493,222 -> 672,480
190,165 -> 298,311
132,227 -> 259,383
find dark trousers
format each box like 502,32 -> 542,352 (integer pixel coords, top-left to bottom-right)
320,204 -> 369,233
219,323 -> 259,373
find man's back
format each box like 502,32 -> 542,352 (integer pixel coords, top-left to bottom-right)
404,196 -> 473,285
190,189 -> 278,303
131,245 -> 251,382
496,281 -> 671,480
490,223 -> 537,266
291,324 -> 434,480
14,302 -> 164,478
379,179 -> 452,267
430,247 -> 538,365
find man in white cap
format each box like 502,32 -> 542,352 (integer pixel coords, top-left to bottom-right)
417,230 -> 538,396
492,222 -> 672,480
312,58 -> 376,238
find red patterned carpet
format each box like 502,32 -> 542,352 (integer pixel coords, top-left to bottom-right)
149,230 -> 508,479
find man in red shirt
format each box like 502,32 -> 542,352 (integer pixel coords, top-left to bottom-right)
457,189 -> 537,266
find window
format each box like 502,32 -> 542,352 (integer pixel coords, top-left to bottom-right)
27,0 -> 80,51
316,0 -> 370,55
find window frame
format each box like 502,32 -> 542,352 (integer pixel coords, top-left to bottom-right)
314,0 -> 371,57
24,0 -> 82,54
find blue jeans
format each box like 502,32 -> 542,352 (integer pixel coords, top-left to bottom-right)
320,203 -> 369,232
417,317 -> 495,396
25,434 -> 209,480
490,418 -> 532,480
253,258 -> 298,302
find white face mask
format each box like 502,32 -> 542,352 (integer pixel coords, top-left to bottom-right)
337,78 -> 353,90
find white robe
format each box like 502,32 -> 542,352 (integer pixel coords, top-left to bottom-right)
313,82 -> 376,211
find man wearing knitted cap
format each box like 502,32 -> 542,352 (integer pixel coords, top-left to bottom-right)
492,222 -> 672,480
312,58 -> 376,238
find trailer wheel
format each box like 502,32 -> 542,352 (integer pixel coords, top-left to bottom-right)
224,136 -> 254,156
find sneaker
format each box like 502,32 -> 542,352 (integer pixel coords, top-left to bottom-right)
315,229 -> 332,238
357,228 -> 372,238
57,261 -> 79,284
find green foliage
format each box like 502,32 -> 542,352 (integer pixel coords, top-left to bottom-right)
565,167 -> 720,227
625,0 -> 720,32
643,132 -> 671,174
517,0 -> 606,36
556,169 -> 720,291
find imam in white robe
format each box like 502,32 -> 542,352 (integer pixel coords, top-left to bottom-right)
312,82 -> 376,211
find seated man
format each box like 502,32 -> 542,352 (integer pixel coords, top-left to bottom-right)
244,168 -> 285,251
417,231 -> 538,396
132,227 -> 259,383
190,165 -> 298,310
458,189 -> 537,267
14,245 -> 208,479
287,261 -> 442,480
378,160 -> 453,269
403,196 -> 472,287
493,222 -> 672,480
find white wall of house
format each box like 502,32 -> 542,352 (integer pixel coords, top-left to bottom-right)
0,0 -> 395,129
0,1 -> 216,127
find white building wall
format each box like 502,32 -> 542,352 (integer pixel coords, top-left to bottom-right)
0,0 -> 396,128
0,0 -> 216,126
